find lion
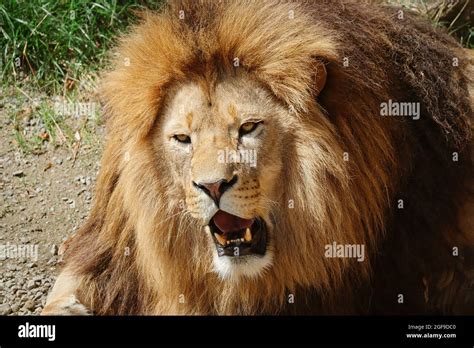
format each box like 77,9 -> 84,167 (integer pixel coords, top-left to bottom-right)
43,0 -> 474,315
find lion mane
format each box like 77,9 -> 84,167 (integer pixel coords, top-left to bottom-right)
62,0 -> 473,315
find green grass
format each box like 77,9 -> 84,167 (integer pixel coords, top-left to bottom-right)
1,0 -> 163,94
458,27 -> 473,49
1,0 -> 163,155
428,0 -> 473,49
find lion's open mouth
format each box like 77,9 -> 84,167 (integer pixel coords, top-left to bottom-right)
208,210 -> 267,257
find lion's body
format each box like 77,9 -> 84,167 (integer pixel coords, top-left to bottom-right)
43,0 -> 473,315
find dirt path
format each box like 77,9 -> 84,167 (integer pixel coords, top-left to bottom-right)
0,95 -> 103,315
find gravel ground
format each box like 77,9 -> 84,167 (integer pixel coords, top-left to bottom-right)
0,92 -> 103,315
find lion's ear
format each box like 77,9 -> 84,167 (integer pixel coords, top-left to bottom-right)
314,61 -> 327,96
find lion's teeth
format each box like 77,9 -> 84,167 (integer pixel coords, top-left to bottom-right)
240,238 -> 244,242
226,241 -> 230,245
214,233 -> 226,246
244,228 -> 252,241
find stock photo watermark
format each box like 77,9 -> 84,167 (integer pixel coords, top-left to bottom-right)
0,242 -> 39,261
217,148 -> 257,168
380,99 -> 420,120
325,242 -> 365,262
54,101 -> 97,119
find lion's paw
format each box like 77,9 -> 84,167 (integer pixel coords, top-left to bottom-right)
42,295 -> 91,315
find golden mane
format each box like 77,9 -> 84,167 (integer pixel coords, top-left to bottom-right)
63,0 -> 473,315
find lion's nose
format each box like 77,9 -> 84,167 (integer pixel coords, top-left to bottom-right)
193,175 -> 238,205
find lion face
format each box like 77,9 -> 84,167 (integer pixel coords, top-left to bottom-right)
155,73 -> 290,279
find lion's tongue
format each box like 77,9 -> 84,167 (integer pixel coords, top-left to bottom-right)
213,210 -> 253,234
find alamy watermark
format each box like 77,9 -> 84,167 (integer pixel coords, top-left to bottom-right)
54,101 -> 97,119
380,99 -> 420,120
217,148 -> 257,168
18,322 -> 55,341
324,242 -> 365,262
0,242 -> 38,261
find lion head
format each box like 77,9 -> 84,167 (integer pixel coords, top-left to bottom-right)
156,74 -> 284,277
61,0 -> 473,315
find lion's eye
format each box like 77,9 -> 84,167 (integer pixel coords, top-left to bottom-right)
173,134 -> 191,144
239,121 -> 262,136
